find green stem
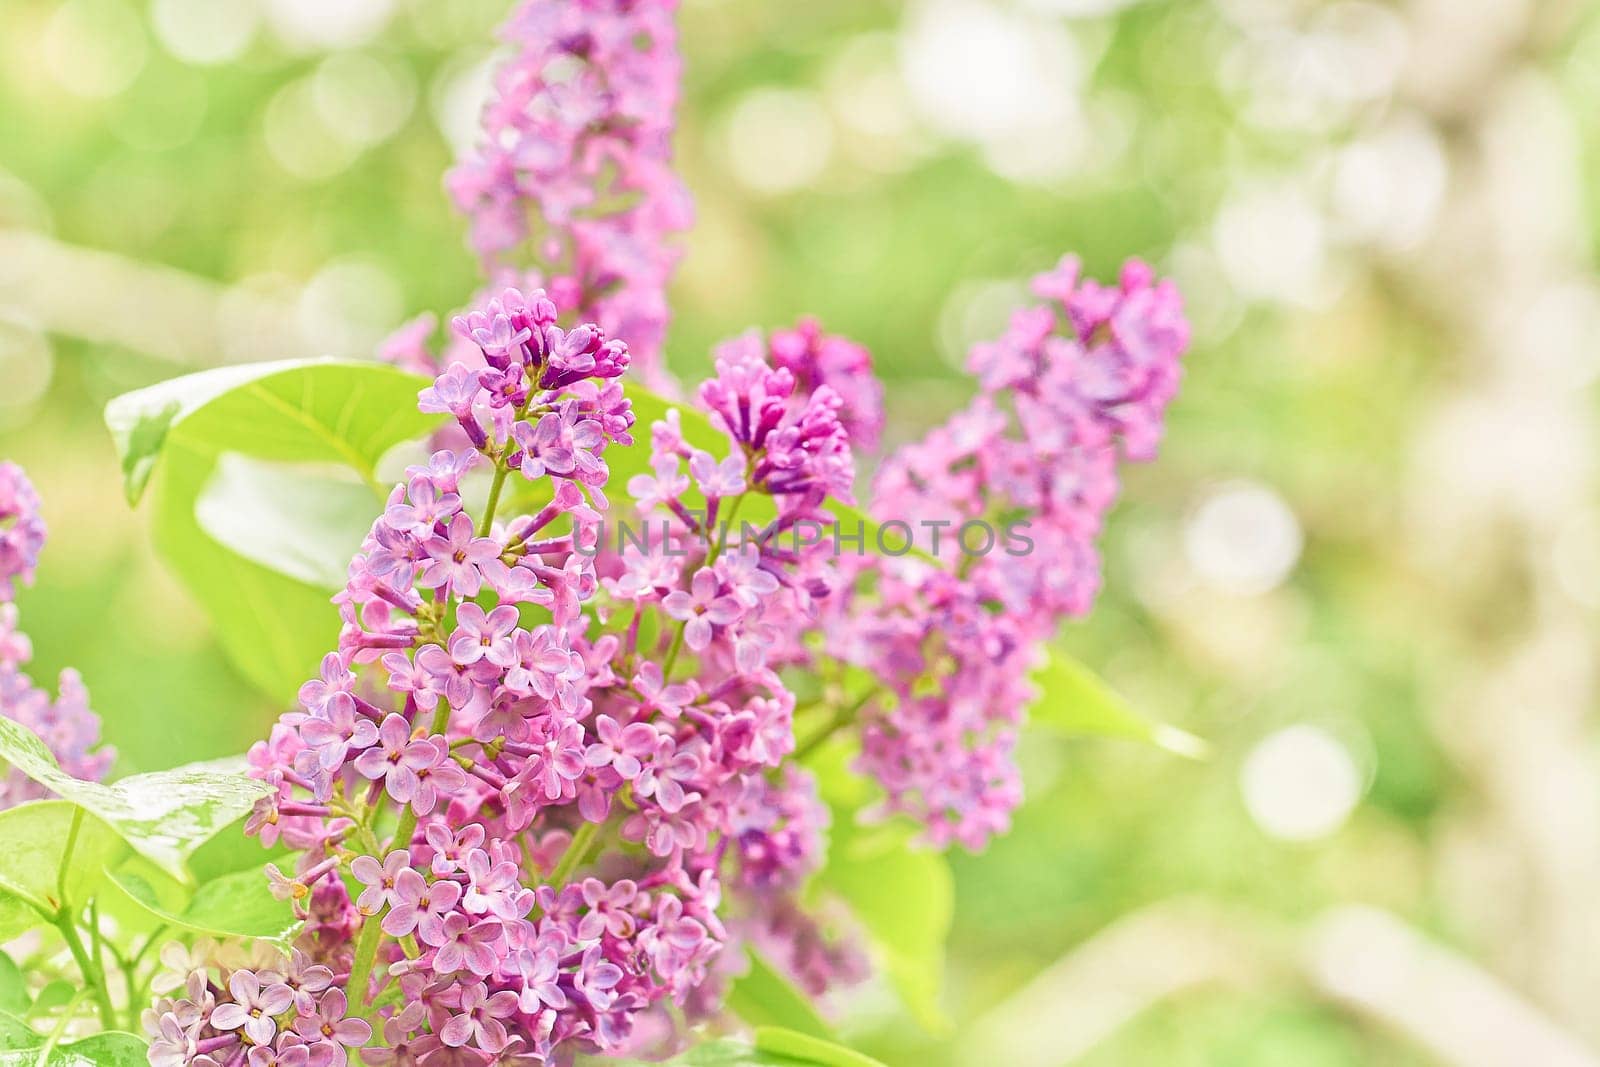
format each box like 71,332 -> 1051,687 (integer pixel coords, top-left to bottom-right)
119,958 -> 140,1033
706,493 -> 746,566
127,926 -> 168,970
55,808 -> 83,908
794,691 -> 875,762
660,625 -> 686,677
346,834 -> 406,1016
45,808 -> 116,1029
547,821 -> 600,891
87,900 -> 109,1004
479,463 -> 511,538
345,698 -> 452,1020
477,393 -> 537,538
56,917 -> 116,1030
35,988 -> 88,1067
660,491 -> 751,679
350,398 -> 530,1049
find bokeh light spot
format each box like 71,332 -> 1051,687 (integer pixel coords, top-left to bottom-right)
1241,724 -> 1363,841
150,0 -> 260,66
1184,480 -> 1303,596
43,0 -> 147,100
0,315 -> 55,427
262,0 -> 395,51
721,89 -> 835,196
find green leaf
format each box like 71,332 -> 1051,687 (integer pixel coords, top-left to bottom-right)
0,968 -> 26,1025
753,1028 -> 887,1067
0,892 -> 43,945
186,813 -> 291,884
1030,649 -> 1207,758
0,1012 -> 35,1050
806,738 -> 870,812
96,856 -> 190,940
23,984 -> 72,1023
726,949 -> 833,1040
0,801 -> 126,914
107,865 -> 297,946
805,738 -> 952,1031
105,359 -> 437,506
196,455 -> 381,589
0,718 -> 269,884
108,360 -> 930,703
0,1031 -> 149,1067
183,868 -> 298,942
813,814 -> 952,1034
104,359 -> 443,701
150,441 -> 358,702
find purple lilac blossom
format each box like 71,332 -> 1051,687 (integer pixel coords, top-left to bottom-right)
157,0 -> 1189,1049
446,0 -> 690,388
178,255 -> 1184,1064
823,257 -> 1191,850
210,284 -> 852,1064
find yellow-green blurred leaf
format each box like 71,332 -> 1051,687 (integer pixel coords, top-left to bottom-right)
1031,649 -> 1206,758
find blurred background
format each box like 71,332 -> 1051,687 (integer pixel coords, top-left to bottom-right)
2,0 -> 1599,1062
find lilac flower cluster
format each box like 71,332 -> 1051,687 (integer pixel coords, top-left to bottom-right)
159,0 -> 1193,1046
151,286 -> 870,1065
447,0 -> 689,384
346,258 -> 1189,1016
825,258 -> 1191,849
146,952 -> 362,1067
0,462 -> 45,600
0,461 -> 112,808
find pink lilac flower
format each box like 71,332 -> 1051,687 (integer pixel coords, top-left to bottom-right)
661,569 -> 743,651
729,321 -> 885,454
696,346 -> 854,503
209,970 -> 294,1046
297,694 -> 378,780
449,603 -> 520,668
407,740 -> 467,817
438,983 -> 518,1050
461,848 -> 526,921
428,913 -> 503,976
352,714 -> 434,803
293,989 -> 371,1067
584,715 -> 657,779
518,717 -> 587,801
384,870 -> 461,940
424,822 -> 485,877
350,850 -> 409,915
0,462 -> 46,597
420,514 -> 504,597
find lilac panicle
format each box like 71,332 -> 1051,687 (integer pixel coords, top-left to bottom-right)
447,0 -> 690,387
216,0 -> 1186,1028
0,461 -> 113,809
178,255 -> 1185,1065
234,283 -> 860,1064
825,257 -> 1191,850
0,461 -> 45,600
